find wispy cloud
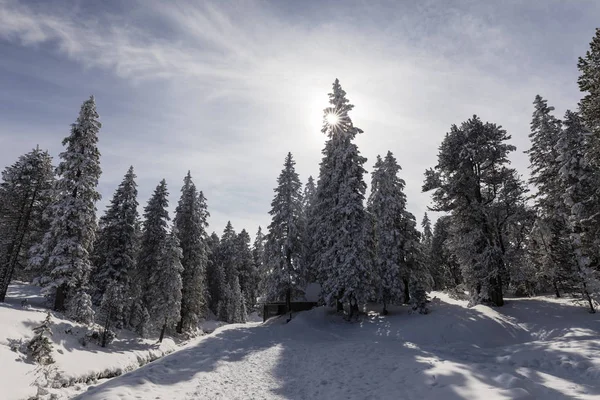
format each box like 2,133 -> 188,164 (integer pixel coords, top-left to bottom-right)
0,0 -> 596,234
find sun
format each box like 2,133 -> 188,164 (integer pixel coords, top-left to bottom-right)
325,112 -> 340,126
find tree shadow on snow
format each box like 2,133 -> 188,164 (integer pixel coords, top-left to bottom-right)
75,298 -> 600,400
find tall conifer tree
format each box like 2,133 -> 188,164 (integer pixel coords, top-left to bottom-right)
31,97 -> 101,322
556,111 -> 599,312
264,152 -> 304,307
130,179 -> 170,335
174,172 -> 209,334
367,152 -> 410,314
94,166 -> 139,341
308,79 -> 370,317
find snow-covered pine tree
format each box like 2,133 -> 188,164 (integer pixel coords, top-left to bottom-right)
525,96 -> 572,295
252,226 -> 266,304
235,229 -> 257,311
555,111 -> 599,313
264,152 -> 304,308
0,147 -> 54,302
174,172 -> 209,334
367,152 -> 410,314
219,221 -> 238,285
308,79 -> 370,318
91,167 -> 139,337
430,216 -> 461,290
575,28 -> 600,308
419,213 -> 434,291
152,227 -> 184,342
27,311 -> 54,365
403,209 -> 432,309
212,222 -> 238,322
226,276 -> 247,324
31,96 -> 101,322
130,179 -> 170,335
300,176 -> 316,284
421,213 -> 433,247
423,116 -> 525,307
206,232 -> 221,315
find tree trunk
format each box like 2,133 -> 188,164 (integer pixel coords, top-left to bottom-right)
285,287 -> 291,313
403,278 -> 410,304
54,284 -> 67,311
101,309 -> 112,348
336,298 -> 343,312
489,275 -> 504,307
553,280 -> 561,298
348,298 -> 359,320
582,281 -> 596,314
176,318 -> 183,334
382,299 -> 388,316
159,319 -> 167,343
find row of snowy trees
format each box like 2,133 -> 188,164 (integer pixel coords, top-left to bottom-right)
261,80 -> 430,318
3,29 -> 600,334
0,96 -> 263,344
422,29 -> 600,312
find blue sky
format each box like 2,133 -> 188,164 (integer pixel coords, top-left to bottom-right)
0,0 -> 598,236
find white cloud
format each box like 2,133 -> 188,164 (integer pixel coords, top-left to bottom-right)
0,0 -> 593,234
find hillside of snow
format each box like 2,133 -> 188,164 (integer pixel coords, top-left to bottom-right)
76,292 -> 600,400
0,282 -> 215,400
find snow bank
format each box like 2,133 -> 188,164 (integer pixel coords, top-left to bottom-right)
1,283 -> 186,399
77,290 -> 600,400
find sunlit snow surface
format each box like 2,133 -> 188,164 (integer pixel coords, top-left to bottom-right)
77,293 -> 600,400
3,282 -> 600,399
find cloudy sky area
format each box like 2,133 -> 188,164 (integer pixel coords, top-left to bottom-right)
0,0 -> 599,236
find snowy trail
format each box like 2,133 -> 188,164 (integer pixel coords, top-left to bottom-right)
76,293 -> 600,400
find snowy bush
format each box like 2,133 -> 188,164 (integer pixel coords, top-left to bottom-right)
27,312 -> 54,365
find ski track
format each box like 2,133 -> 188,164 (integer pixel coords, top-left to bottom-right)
76,293 -> 600,400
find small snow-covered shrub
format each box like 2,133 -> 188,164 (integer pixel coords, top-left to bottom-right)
27,312 -> 54,365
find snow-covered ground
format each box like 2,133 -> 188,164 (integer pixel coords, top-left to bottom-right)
74,292 -> 600,400
0,282 -> 204,400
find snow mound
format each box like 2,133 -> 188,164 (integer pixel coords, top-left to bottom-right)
1,282 -> 185,399
76,291 -> 600,400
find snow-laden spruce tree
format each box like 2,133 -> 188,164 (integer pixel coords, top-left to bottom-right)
367,152 -> 410,314
264,152 -> 304,307
206,232 -> 222,315
421,213 -> 433,247
226,275 -> 247,324
252,226 -> 266,304
420,213 -> 435,289
555,111 -> 599,313
0,147 -> 54,302
423,116 -> 525,307
130,179 -> 170,335
174,172 -> 209,334
219,221 -> 238,285
235,229 -> 258,310
92,167 -> 139,337
308,79 -> 371,318
300,176 -> 316,284
574,28 -> 600,308
30,96 -> 101,322
430,216 -> 461,290
525,96 -> 572,295
27,311 -> 54,365
212,222 -> 244,322
152,227 -> 183,342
